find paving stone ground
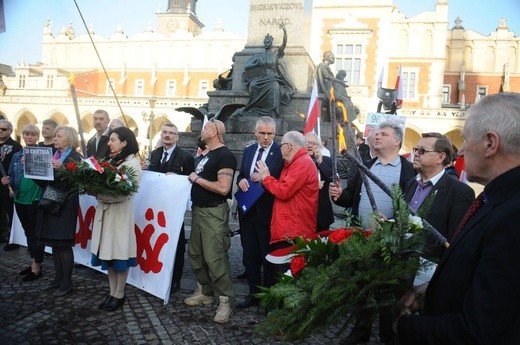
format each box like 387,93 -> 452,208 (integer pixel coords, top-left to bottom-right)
0,212 -> 383,345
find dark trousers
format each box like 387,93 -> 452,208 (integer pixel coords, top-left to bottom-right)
0,185 -> 13,238
264,240 -> 292,288
172,223 -> 185,283
240,215 -> 270,295
15,202 -> 45,263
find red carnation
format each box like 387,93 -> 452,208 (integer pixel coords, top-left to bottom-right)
101,161 -> 111,168
290,256 -> 306,276
66,162 -> 77,171
329,228 -> 354,243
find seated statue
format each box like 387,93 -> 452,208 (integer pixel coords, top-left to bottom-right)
213,53 -> 236,90
241,24 -> 296,117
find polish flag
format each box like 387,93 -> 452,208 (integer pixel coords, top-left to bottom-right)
303,80 -> 320,135
85,156 -> 104,173
378,67 -> 385,89
196,114 -> 209,156
395,65 -> 404,107
454,156 -> 468,184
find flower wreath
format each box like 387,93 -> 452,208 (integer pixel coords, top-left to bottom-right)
255,186 -> 429,341
57,157 -> 138,197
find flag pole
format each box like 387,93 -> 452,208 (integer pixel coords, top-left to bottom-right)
69,74 -> 88,157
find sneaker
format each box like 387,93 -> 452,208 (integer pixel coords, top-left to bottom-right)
183,283 -> 213,306
213,296 -> 232,323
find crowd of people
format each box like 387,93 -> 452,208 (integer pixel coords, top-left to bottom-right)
1,92 -> 520,343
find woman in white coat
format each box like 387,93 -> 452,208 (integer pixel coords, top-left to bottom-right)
91,127 -> 142,311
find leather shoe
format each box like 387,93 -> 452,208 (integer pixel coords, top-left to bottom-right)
171,281 -> 180,293
236,271 -> 247,279
53,285 -> 73,297
19,266 -> 32,275
98,295 -> 112,309
103,295 -> 126,311
3,243 -> 20,251
236,295 -> 259,309
43,281 -> 61,291
22,270 -> 42,282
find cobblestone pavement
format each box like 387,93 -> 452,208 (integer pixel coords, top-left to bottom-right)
0,213 -> 383,345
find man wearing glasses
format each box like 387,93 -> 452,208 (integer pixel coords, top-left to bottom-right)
256,131 -> 319,286
235,116 -> 283,309
185,119 -> 236,324
304,132 -> 334,232
147,123 -> 194,293
404,133 -> 474,260
0,120 -> 22,250
329,122 -> 415,345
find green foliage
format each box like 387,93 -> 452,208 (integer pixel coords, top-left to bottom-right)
255,186 -> 427,341
57,159 -> 138,196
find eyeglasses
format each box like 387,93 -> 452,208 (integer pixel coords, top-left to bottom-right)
0,128 -> 9,132
412,147 -> 439,155
257,131 -> 275,136
280,142 -> 290,148
305,141 -> 318,147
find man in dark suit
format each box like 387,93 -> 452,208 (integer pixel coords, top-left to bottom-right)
86,109 -> 110,159
147,123 -> 194,293
304,132 -> 334,231
396,93 -> 520,344
329,122 -> 415,345
404,132 -> 474,261
235,116 -> 283,309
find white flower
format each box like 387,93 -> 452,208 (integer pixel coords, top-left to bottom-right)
409,215 -> 424,229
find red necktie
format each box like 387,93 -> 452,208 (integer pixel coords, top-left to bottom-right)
451,192 -> 485,240
161,151 -> 168,164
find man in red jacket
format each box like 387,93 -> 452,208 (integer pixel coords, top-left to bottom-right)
256,131 -> 319,286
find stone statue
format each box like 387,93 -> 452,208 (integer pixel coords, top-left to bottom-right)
241,24 -> 296,117
316,51 -> 335,100
213,53 -> 236,90
332,70 -> 358,124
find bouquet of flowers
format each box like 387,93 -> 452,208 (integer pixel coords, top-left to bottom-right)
255,186 -> 429,341
57,157 -> 138,197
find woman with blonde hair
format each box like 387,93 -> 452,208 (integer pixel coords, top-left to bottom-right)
2,124 -> 45,281
37,126 -> 82,296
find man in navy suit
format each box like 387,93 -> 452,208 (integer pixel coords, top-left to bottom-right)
404,132 -> 474,261
235,116 -> 283,309
396,93 -> 520,344
147,123 -> 194,293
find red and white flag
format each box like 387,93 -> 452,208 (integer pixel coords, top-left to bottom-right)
395,65 -> 404,107
196,114 -> 209,156
303,80 -> 320,135
85,156 -> 103,173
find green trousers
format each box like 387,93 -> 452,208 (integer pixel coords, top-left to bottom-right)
188,203 -> 235,305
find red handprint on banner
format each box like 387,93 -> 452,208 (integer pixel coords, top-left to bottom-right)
135,208 -> 169,273
75,205 -> 96,249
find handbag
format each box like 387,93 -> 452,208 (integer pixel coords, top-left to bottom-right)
38,185 -> 68,215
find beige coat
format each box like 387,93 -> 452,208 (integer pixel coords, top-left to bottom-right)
90,155 -> 142,261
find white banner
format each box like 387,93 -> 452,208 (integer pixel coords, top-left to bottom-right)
363,112 -> 407,139
12,171 -> 192,304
